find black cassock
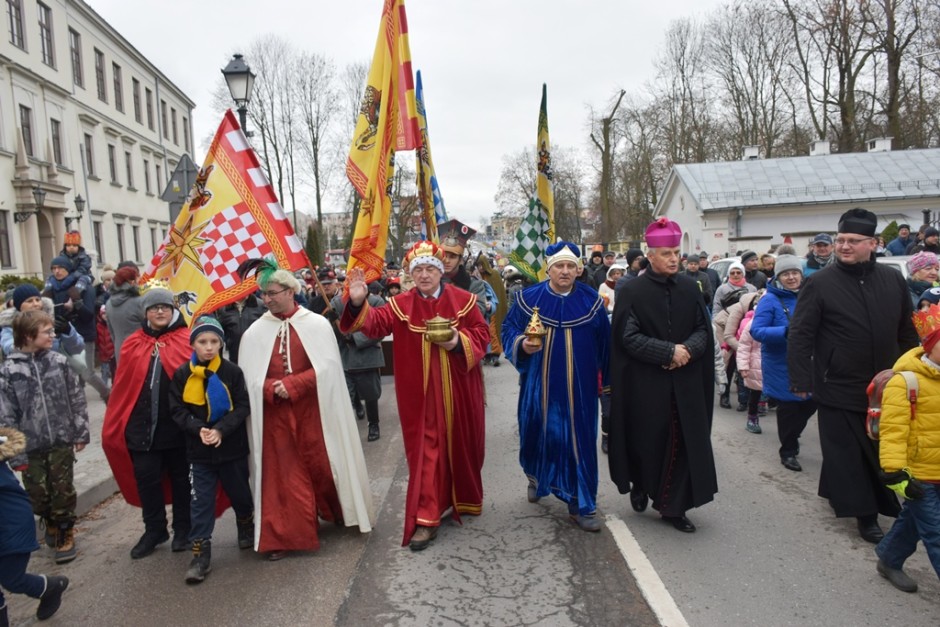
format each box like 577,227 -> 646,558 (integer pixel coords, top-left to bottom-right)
608,269 -> 718,516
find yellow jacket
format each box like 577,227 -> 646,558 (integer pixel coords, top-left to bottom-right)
881,347 -> 940,480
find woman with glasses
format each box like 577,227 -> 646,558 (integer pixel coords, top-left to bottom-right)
712,262 -> 756,409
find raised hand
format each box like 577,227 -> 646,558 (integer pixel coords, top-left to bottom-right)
347,267 -> 368,306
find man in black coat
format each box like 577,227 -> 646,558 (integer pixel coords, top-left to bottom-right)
216,294 -> 265,363
609,218 -> 717,533
788,208 -> 919,544
739,250 -> 767,289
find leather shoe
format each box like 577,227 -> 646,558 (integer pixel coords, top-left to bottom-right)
877,559 -> 918,593
527,479 -> 540,503
781,456 -> 802,472
409,525 -> 438,551
267,550 -> 288,561
858,517 -> 885,544
368,423 -> 380,442
630,488 -> 649,513
662,515 -> 696,533
570,514 -> 603,532
172,535 -> 192,552
130,529 -> 169,559
719,395 -> 731,409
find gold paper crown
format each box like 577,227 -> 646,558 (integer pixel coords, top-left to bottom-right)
402,241 -> 444,268
913,303 -> 940,340
139,277 -> 171,294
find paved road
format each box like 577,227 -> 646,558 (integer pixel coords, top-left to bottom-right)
6,366 -> 940,626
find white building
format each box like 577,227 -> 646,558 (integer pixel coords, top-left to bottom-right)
654,141 -> 940,256
1,0 -> 194,279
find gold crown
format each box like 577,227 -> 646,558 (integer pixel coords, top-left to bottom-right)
140,277 -> 171,294
403,241 -> 443,267
913,303 -> 940,340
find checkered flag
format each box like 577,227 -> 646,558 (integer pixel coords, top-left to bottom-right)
509,197 -> 550,283
200,206 -> 273,291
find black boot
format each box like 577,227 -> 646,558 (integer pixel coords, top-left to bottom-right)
130,529 -> 169,559
368,423 -> 380,442
36,575 -> 69,620
236,516 -> 254,550
185,539 -> 212,585
719,392 -> 731,409
1,602 -> 8,627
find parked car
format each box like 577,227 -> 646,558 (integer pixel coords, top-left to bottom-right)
876,255 -> 912,279
709,257 -> 741,283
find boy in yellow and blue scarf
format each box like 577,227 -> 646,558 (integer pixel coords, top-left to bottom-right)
168,316 -> 253,585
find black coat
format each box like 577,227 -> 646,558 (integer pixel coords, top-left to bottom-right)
608,269 -> 717,511
787,259 -> 919,412
216,296 -> 265,363
168,358 -> 251,465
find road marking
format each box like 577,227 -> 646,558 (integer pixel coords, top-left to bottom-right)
606,515 -> 690,627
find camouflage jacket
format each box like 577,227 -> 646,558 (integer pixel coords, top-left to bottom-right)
0,349 -> 89,467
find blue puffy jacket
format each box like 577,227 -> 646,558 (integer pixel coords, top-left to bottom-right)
0,459 -> 40,557
749,281 -> 803,402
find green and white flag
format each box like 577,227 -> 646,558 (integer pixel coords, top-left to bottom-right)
509,197 -> 551,283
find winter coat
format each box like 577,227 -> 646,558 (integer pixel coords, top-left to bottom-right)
880,347 -> 940,481
788,258 -> 919,411
683,270 -> 714,306
0,455 -> 39,558
712,281 -> 756,316
168,357 -> 251,465
723,291 -> 762,352
97,313 -> 114,363
44,277 -> 96,343
735,316 -> 762,391
745,269 -> 767,290
216,295 -> 266,363
106,282 -> 143,363
60,245 -> 92,280
802,253 -> 834,277
0,349 -> 90,468
907,276 -> 933,308
0,298 -> 83,358
886,236 -> 912,256
750,282 -> 801,402
332,293 -> 386,371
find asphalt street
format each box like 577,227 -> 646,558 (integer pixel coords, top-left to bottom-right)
6,364 -> 940,626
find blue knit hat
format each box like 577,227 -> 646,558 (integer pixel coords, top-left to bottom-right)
13,284 -> 40,310
50,255 -> 72,271
190,316 -> 224,345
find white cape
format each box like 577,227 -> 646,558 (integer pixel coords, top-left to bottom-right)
239,307 -> 374,546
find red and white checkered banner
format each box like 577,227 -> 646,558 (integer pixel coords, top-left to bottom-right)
143,110 -> 309,323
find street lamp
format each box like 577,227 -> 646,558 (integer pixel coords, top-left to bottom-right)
15,186 -> 45,223
66,194 -> 85,229
221,53 -> 256,136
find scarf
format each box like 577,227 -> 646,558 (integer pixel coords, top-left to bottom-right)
182,353 -> 232,424
728,275 -> 747,288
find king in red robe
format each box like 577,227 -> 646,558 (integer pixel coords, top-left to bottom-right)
341,241 -> 489,549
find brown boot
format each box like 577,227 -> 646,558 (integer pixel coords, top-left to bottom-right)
54,526 -> 77,564
408,525 -> 438,551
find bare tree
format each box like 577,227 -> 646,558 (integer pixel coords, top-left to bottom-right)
589,89 -> 625,243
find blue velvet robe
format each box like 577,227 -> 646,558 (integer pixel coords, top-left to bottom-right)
502,281 -> 610,515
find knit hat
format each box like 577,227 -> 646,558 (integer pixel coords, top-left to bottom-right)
100,270 -> 116,282
837,208 -> 877,237
774,254 -> 803,277
190,316 -> 224,345
925,227 -> 940,239
918,287 -> 940,309
50,255 -> 72,271
113,266 -> 139,286
606,264 -> 626,280
739,250 -> 758,264
64,231 -> 81,246
728,261 -> 746,275
908,251 -> 939,276
12,284 -> 40,310
626,249 -> 644,267
140,287 -> 176,311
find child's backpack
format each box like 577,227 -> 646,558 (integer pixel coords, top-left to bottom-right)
866,369 -> 918,440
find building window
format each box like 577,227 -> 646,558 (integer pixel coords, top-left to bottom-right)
108,144 -> 117,183
160,100 -> 168,139
171,108 -> 178,145
132,78 -> 141,123
131,225 -> 140,261
7,0 -> 24,49
112,63 -> 123,112
182,117 -> 190,153
38,2 -> 54,67
93,220 -> 104,263
94,48 -> 106,102
115,223 -> 125,261
124,151 -> 134,188
83,133 -> 95,176
143,158 -> 151,193
155,163 -> 162,192
50,118 -> 62,165
145,88 -> 153,130
150,226 -> 158,254
0,211 -> 12,268
19,105 -> 33,157
68,28 -> 81,86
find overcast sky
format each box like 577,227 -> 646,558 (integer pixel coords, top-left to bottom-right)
88,0 -> 727,230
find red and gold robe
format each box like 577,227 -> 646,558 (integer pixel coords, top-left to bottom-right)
341,284 -> 488,545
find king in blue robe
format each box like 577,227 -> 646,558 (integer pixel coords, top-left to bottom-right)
502,246 -> 610,526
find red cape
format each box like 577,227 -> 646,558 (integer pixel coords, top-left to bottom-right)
102,325 -> 229,516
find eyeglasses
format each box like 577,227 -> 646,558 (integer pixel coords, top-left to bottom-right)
728,270 -> 743,275
834,237 -> 874,247
261,287 -> 291,299
40,329 -> 56,337
147,304 -> 174,313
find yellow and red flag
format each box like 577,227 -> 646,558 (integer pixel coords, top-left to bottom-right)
143,110 -> 309,323
346,0 -> 418,285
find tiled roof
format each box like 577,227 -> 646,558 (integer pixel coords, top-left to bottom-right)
671,148 -> 940,211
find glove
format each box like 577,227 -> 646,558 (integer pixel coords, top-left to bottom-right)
54,316 -> 71,335
13,464 -> 27,472
882,469 -> 926,500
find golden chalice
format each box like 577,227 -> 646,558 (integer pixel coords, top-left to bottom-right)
425,316 -> 455,343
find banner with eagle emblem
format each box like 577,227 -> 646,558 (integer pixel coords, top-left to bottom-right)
142,110 -> 309,323
345,0 -> 418,286
510,84 -> 555,283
